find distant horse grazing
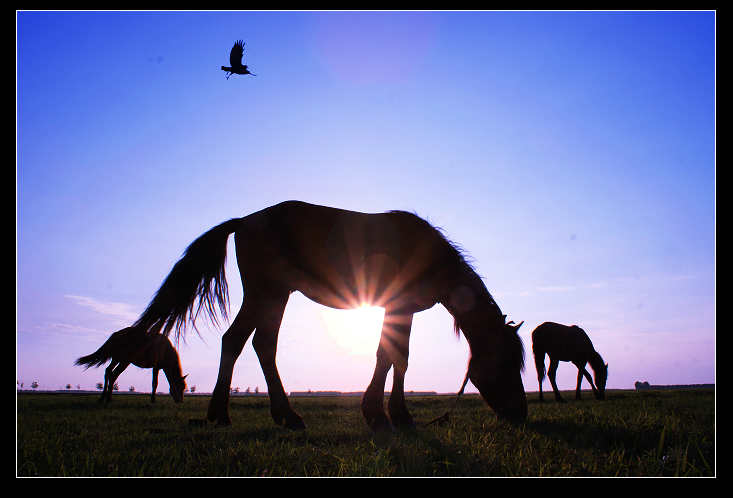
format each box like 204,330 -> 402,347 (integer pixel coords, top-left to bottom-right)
531,322 -> 608,403
130,200 -> 527,431
75,326 -> 187,403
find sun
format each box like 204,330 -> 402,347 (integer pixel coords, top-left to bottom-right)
320,305 -> 385,356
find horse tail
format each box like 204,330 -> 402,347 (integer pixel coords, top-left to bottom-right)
75,340 -> 114,369
133,218 -> 242,342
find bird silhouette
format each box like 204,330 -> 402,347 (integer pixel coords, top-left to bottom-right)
221,40 -> 256,79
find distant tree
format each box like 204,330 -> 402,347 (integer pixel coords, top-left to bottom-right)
31,381 -> 39,390
190,385 -> 196,393
96,382 -> 104,391
129,386 -> 135,392
234,386 -> 240,393
113,382 -> 119,391
66,384 -> 72,390
76,384 -> 81,390
245,387 -> 251,393
254,386 -> 259,394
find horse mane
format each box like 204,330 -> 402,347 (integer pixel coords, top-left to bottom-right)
387,210 -> 504,337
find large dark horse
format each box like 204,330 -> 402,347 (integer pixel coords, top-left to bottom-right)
531,322 -> 608,403
131,200 -> 527,430
75,326 -> 188,403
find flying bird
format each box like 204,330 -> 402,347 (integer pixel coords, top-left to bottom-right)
221,40 -> 256,79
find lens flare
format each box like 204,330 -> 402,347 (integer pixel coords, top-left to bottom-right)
320,305 -> 385,356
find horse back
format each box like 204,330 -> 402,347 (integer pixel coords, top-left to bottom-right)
129,334 -> 177,369
235,201 -> 456,310
532,322 -> 595,361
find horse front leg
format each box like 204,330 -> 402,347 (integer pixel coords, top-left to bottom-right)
151,367 -> 159,403
362,311 -> 414,431
385,312 -> 414,429
207,301 -> 257,426
361,343 -> 392,432
575,367 -> 584,400
580,367 -> 599,399
251,294 -> 304,430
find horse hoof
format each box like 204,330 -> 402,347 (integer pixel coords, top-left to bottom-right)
214,418 -> 232,427
367,414 -> 394,433
285,417 -> 306,431
390,414 -> 416,430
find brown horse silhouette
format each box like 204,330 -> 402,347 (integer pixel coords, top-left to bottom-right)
75,326 -> 187,403
531,322 -> 608,402
131,200 -> 527,431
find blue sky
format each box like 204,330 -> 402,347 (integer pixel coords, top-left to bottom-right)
17,11 -> 715,395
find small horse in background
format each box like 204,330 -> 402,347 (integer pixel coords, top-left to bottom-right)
75,326 -> 187,403
531,322 -> 608,402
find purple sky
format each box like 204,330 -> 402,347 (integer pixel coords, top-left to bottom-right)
18,11 -> 715,394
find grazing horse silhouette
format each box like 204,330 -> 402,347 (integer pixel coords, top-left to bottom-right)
75,326 -> 187,403
531,322 -> 608,403
131,200 -> 527,431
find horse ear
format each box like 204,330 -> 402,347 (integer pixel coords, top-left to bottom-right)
502,314 -> 507,322
182,374 -> 189,380
513,321 -> 524,331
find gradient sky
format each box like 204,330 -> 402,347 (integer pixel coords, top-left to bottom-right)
17,11 -> 715,395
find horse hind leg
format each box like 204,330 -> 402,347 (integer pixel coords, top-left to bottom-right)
105,362 -> 129,403
101,361 -> 119,404
547,358 -> 565,403
533,349 -> 546,402
206,298 -> 259,426
251,293 -> 305,430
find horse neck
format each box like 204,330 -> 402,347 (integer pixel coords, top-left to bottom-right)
588,350 -> 605,373
440,265 -> 505,345
160,343 -> 182,381
163,362 -> 182,385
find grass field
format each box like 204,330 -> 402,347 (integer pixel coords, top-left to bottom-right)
17,389 -> 715,477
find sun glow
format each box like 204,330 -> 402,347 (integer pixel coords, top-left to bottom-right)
320,305 -> 385,356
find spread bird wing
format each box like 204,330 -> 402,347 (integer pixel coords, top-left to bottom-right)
230,40 -> 244,67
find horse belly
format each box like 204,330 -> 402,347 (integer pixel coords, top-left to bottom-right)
288,263 -> 437,313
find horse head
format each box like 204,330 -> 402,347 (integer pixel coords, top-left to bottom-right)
594,362 -> 608,400
467,317 -> 527,423
170,374 -> 188,403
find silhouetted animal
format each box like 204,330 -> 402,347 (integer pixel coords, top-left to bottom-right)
131,200 -> 527,431
75,326 -> 187,404
531,322 -> 608,402
221,40 -> 256,79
